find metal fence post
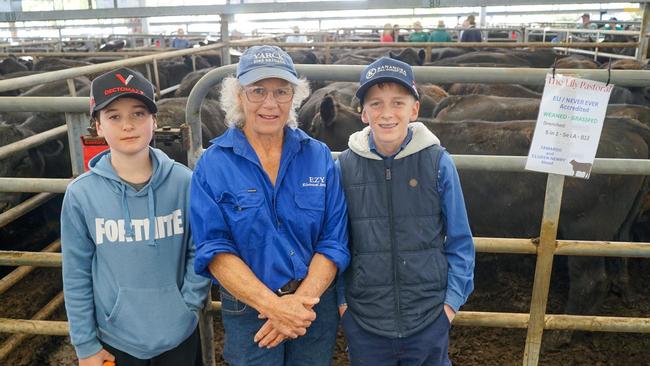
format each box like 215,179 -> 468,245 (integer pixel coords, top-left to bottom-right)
64,112 -> 88,177
153,59 -> 162,99
199,289 -> 215,366
523,173 -> 565,366
638,3 -> 650,63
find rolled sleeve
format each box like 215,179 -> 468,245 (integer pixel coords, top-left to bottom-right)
438,152 -> 475,312
190,158 -> 240,282
314,154 -> 350,272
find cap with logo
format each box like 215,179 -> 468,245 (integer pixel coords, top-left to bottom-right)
356,57 -> 419,104
90,67 -> 157,117
236,45 -> 299,85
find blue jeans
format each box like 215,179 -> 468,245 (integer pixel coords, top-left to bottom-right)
342,309 -> 452,366
220,286 -> 338,366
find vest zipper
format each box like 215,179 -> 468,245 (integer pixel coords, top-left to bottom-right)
385,162 -> 403,337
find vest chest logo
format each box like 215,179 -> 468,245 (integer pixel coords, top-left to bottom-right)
302,176 -> 326,187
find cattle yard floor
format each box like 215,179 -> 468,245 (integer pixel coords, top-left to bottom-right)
1,254 -> 650,365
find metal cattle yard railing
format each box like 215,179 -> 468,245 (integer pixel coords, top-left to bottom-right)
247,40 -> 643,65
0,64 -> 649,366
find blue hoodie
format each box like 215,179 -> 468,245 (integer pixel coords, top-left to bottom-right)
61,147 -> 210,360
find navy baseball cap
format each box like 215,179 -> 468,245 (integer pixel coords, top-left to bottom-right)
236,45 -> 299,85
90,67 -> 157,117
356,57 -> 419,104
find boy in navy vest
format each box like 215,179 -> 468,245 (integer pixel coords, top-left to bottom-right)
337,57 -> 475,365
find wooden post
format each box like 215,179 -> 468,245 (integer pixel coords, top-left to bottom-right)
523,173 -> 565,366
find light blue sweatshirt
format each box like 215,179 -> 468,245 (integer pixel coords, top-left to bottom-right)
61,147 -> 210,360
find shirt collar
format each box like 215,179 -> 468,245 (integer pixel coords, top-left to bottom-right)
369,126 -> 413,160
213,126 -> 309,156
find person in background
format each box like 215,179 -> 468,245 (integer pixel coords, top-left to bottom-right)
61,68 -> 210,366
337,56 -> 475,366
286,26 -> 309,43
408,21 -> 430,42
429,20 -> 452,42
190,45 -> 350,365
380,23 -> 394,43
171,28 -> 190,48
577,13 -> 599,30
393,24 -> 404,42
604,17 -> 623,31
460,15 -> 482,42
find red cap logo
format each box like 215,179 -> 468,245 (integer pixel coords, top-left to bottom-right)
115,73 -> 133,86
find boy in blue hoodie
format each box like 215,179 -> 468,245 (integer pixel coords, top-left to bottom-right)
61,68 -> 210,366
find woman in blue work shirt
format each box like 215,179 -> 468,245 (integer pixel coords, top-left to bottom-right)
190,45 -> 350,365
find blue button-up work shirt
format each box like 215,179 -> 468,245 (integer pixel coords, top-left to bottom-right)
190,127 -> 350,293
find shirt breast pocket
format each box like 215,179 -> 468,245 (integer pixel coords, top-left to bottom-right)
293,189 -> 326,238
218,191 -> 266,248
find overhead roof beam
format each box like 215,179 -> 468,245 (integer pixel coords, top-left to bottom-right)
0,1 -> 648,22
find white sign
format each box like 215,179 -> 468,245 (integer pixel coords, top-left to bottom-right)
525,74 -> 613,179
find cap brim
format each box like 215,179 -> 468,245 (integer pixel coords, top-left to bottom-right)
355,76 -> 419,103
238,67 -> 300,85
93,93 -> 157,115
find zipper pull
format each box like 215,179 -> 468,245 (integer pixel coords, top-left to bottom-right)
385,168 -> 392,181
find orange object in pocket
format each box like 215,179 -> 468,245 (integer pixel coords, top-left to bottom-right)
103,361 -> 116,366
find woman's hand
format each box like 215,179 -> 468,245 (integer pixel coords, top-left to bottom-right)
79,348 -> 115,366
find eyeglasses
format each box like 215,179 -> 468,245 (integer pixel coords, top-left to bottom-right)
244,86 -> 294,103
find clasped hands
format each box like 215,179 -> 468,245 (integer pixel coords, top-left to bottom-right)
254,293 -> 320,349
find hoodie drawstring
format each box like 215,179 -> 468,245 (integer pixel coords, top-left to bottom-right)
147,185 -> 157,246
121,185 -> 135,240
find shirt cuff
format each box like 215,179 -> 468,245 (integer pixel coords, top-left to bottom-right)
75,338 -> 103,359
445,290 -> 464,313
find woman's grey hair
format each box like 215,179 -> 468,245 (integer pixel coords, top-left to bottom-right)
220,76 -> 311,129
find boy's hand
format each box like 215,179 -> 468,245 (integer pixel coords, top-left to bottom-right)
79,348 -> 114,366
444,304 -> 456,323
338,304 -> 347,317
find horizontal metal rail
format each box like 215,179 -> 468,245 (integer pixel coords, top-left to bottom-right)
0,125 -> 68,161
0,154 -> 649,195
0,192 -> 57,229
0,50 -> 222,58
0,178 -> 70,193
0,292 -> 64,361
4,236 -> 650,268
0,240 -> 60,296
277,41 -> 639,49
0,38 -> 262,93
2,311 -> 649,336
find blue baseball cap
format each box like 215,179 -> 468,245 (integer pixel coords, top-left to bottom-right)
236,45 -> 300,85
356,57 -> 419,103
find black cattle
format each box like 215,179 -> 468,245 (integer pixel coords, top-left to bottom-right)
447,83 -> 542,99
174,67 -> 220,99
0,55 -> 29,74
154,98 -> 227,165
308,97 -> 650,334
99,39 -> 127,52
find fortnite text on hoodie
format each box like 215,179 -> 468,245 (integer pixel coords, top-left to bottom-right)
95,209 -> 184,244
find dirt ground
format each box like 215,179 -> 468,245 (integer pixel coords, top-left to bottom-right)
1,254 -> 649,365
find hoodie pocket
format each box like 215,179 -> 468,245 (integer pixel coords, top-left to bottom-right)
106,285 -> 196,351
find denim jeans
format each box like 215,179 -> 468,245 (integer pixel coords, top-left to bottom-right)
342,309 -> 452,366
220,286 -> 338,366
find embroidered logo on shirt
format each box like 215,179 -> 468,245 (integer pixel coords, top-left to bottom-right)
302,176 -> 326,187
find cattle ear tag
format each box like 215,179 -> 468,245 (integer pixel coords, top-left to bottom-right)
409,178 -> 418,188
